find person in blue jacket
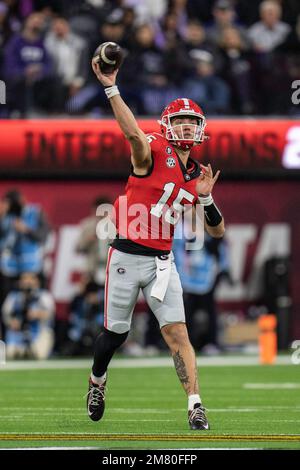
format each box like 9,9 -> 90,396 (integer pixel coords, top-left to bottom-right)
2,271 -> 55,359
0,189 -> 49,338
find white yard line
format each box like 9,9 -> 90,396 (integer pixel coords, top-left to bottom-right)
243,383 -> 300,389
0,355 -> 293,371
1,406 -> 299,418
1,406 -> 300,416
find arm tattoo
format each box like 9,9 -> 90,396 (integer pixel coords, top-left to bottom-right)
173,350 -> 189,385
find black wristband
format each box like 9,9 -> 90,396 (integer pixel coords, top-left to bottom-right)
204,202 -> 223,227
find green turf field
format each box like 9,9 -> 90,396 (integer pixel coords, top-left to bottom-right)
0,358 -> 299,450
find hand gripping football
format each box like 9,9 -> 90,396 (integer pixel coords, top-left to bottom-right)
93,42 -> 124,74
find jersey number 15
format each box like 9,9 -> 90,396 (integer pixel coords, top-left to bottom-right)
150,182 -> 194,225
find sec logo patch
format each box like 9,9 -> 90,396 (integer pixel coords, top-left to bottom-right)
166,157 -> 176,168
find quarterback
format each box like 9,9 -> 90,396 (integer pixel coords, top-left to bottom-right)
87,59 -> 225,430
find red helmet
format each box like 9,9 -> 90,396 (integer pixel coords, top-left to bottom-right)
159,98 -> 208,150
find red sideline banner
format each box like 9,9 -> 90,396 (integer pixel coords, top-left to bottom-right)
0,119 -> 300,174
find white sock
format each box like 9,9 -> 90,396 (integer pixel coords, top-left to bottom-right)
91,372 -> 106,385
188,394 -> 201,410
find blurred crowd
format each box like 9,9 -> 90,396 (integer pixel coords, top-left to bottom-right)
0,189 -> 231,359
0,0 -> 299,117
0,189 -> 53,359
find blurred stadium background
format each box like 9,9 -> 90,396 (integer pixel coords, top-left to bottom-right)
0,0 -> 300,450
0,0 -> 300,449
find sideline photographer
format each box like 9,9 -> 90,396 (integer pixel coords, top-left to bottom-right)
0,189 -> 50,321
2,272 -> 55,359
63,277 -> 104,356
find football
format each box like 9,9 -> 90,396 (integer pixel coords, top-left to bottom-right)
93,42 -> 124,74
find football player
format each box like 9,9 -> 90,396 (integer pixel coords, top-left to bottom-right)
87,59 -> 225,430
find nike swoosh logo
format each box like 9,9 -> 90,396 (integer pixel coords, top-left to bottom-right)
159,268 -> 167,271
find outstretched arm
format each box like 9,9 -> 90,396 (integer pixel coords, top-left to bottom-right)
92,60 -> 151,175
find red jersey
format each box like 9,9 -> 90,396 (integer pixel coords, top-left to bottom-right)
115,132 -> 200,252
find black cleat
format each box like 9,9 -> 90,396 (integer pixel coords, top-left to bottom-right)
188,403 -> 210,430
86,377 -> 106,422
